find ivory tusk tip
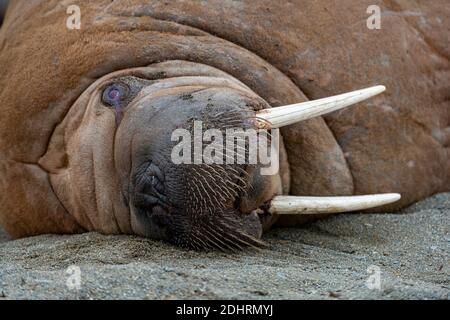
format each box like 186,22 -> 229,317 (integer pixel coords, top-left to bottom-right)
350,84 -> 386,99
371,85 -> 386,94
256,84 -> 387,129
383,193 -> 401,202
366,192 -> 401,208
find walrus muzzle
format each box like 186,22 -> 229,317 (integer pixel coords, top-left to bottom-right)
125,81 -> 276,249
39,61 -> 399,251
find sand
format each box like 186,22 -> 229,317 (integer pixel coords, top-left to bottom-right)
0,193 -> 448,300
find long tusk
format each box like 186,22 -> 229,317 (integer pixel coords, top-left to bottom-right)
256,85 -> 386,129
267,193 -> 401,215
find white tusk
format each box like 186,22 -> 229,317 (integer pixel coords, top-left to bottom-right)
256,85 -> 386,129
268,193 -> 401,215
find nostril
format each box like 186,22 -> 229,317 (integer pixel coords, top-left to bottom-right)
134,181 -> 169,211
134,193 -> 160,209
134,162 -> 168,206
150,175 -> 165,194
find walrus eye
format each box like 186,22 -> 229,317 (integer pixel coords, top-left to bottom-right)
102,83 -> 129,106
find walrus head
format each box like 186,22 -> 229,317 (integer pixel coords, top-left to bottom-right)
39,61 -> 399,251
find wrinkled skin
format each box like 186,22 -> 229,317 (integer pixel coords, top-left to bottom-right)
0,1 -> 448,247
38,62 -> 288,248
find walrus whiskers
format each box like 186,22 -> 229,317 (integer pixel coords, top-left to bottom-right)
255,85 -> 386,129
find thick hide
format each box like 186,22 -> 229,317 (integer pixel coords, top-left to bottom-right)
0,0 -> 448,236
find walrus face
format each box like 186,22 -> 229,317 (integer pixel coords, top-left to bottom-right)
40,64 -> 285,250
39,61 -> 399,251
112,77 -> 284,249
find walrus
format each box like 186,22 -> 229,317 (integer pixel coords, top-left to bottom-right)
0,0 -> 448,250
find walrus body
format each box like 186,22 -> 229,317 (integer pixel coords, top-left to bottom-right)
0,1 -> 448,248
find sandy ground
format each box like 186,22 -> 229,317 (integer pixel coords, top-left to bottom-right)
0,193 -> 448,300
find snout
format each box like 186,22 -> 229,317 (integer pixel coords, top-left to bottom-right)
120,85 -> 281,250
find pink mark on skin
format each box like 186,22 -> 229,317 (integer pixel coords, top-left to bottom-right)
114,105 -> 124,126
